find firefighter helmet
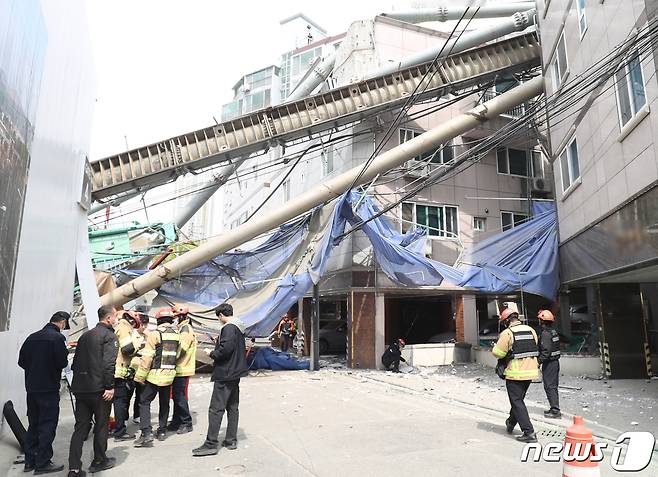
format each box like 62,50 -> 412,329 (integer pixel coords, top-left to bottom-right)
398,338 -> 406,346
155,308 -> 174,323
538,310 -> 555,322
499,308 -> 518,322
120,310 -> 140,328
171,303 -> 189,317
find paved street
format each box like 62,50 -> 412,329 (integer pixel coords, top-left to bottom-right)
3,367 -> 657,476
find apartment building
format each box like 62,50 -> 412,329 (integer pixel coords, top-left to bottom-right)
222,15 -> 550,367
538,0 -> 658,377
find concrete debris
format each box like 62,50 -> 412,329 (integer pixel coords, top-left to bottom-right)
631,421 -> 639,426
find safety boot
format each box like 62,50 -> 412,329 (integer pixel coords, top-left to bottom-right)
516,433 -> 538,443
133,432 -> 154,448
176,424 -> 193,434
543,409 -> 562,419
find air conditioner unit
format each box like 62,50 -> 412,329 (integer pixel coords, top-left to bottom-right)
532,177 -> 552,193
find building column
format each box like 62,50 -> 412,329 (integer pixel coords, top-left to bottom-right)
462,294 -> 478,346
455,295 -> 465,342
347,291 -> 376,369
300,297 -> 312,357
375,293 -> 386,369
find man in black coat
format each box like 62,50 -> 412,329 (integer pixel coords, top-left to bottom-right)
381,338 -> 407,373
193,303 -> 248,457
18,311 -> 70,474
67,306 -> 119,477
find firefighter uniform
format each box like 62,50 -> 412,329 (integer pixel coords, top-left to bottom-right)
539,322 -> 561,416
113,314 -> 141,438
169,315 -> 197,432
134,317 -> 180,445
492,321 -> 539,438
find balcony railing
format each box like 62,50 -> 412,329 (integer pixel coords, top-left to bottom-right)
480,90 -> 526,118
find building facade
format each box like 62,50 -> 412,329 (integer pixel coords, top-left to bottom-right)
223,15 -> 551,368
538,0 -> 658,377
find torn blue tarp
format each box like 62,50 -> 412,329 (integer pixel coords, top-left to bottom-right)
118,194 -> 558,336
454,203 -> 559,299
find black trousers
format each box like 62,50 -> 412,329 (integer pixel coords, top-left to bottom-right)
506,379 -> 534,435
382,356 -> 400,371
542,360 -> 560,411
68,392 -> 111,470
25,391 -> 60,468
170,376 -> 192,427
205,379 -> 240,446
112,378 -> 131,436
132,382 -> 141,418
139,382 -> 171,434
281,334 -> 292,352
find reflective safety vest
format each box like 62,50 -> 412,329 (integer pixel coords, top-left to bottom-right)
135,323 -> 180,386
548,328 -> 561,360
511,328 -> 539,359
492,323 -> 539,381
175,319 -> 197,377
115,319 -> 139,379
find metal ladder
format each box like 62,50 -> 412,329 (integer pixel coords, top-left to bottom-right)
91,32 -> 541,201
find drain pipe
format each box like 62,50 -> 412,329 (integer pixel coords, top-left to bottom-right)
99,76 -> 544,307
368,8 -> 536,79
380,3 -> 535,24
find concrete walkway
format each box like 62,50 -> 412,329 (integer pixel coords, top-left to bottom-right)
1,369 -> 656,476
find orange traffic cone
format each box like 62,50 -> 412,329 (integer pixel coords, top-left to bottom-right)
562,416 -> 600,477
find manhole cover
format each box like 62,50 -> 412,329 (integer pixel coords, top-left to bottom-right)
222,464 -> 247,475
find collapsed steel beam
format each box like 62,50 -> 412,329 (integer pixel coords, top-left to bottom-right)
380,3 -> 535,24
100,76 -> 544,307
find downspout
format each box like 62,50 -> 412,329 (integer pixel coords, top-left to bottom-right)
100,76 -> 544,307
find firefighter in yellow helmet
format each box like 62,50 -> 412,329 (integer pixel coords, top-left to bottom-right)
166,304 -> 197,435
491,308 -> 539,443
133,308 -> 180,447
112,310 -> 142,441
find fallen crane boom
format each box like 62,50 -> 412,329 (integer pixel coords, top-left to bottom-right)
100,76 -> 544,307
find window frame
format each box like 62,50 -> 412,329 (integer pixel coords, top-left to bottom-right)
399,127 -> 453,164
501,211 -> 529,232
282,178 -> 291,202
473,217 -> 486,232
496,147 -> 543,178
559,136 -> 581,195
550,30 -> 569,92
322,145 -> 334,176
614,50 -> 648,130
400,202 -> 460,240
576,0 -> 587,38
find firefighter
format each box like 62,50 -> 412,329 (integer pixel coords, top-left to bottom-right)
133,308 -> 180,447
112,310 -> 142,441
381,338 -> 407,373
167,303 -> 196,434
492,308 -> 539,443
277,313 -> 296,353
538,310 -> 561,418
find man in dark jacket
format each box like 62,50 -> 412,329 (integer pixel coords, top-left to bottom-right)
18,311 -> 70,474
381,338 -> 407,373
193,303 -> 248,457
67,306 -> 119,477
537,310 -> 561,419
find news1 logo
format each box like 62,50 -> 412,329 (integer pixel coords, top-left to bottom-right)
521,431 -> 656,472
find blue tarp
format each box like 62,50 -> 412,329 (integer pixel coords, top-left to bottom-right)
120,194 -> 558,336
249,347 -> 310,371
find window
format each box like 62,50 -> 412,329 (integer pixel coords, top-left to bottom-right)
496,148 -> 537,177
501,211 -> 528,232
401,202 -> 459,238
560,137 -> 581,192
399,128 -> 453,164
282,179 -> 291,202
615,51 -> 647,129
576,0 -> 587,37
474,217 -> 486,232
322,146 -> 334,176
531,150 -> 544,179
550,32 -> 569,91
